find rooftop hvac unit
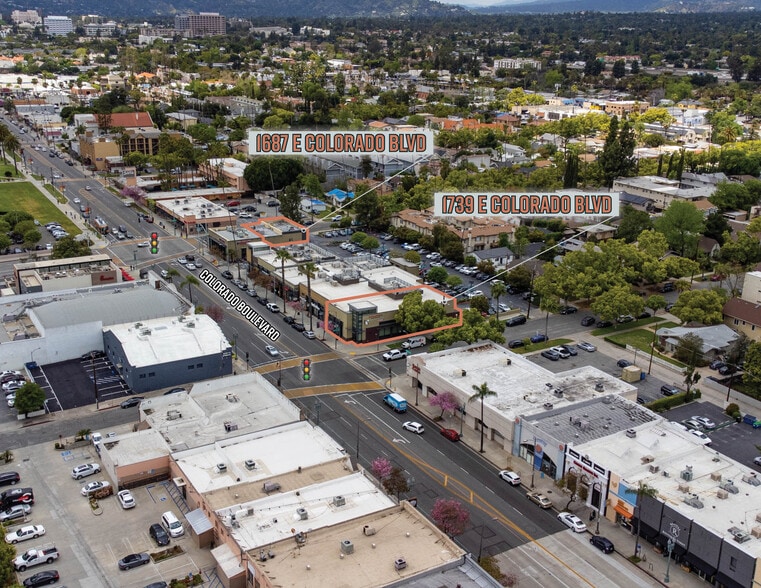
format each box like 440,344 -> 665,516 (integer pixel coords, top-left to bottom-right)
626,429 -> 637,438
720,481 -> 739,494
297,507 -> 308,520
139,328 -> 151,336
710,472 -> 722,481
732,530 -> 751,543
245,459 -> 256,470
543,402 -> 554,410
363,526 -> 376,536
681,466 -> 693,481
743,473 -> 761,486
394,558 -> 407,571
166,410 -> 182,421
505,358 -> 512,366
340,539 -> 354,555
333,495 -> 346,507
683,495 -> 704,509
596,383 -> 606,393
217,463 -> 227,473
649,464 -> 660,473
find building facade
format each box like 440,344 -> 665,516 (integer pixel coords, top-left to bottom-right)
43,16 -> 73,36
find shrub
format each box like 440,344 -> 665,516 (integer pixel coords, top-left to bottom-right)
646,392 -> 689,412
726,403 -> 739,416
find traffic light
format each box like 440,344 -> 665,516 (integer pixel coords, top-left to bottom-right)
150,232 -> 159,254
302,359 -> 311,382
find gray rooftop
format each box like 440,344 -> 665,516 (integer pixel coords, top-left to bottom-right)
656,324 -> 738,353
30,287 -> 183,330
529,395 -> 657,445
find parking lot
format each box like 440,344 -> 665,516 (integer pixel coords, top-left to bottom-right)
2,430 -> 213,587
32,355 -> 131,412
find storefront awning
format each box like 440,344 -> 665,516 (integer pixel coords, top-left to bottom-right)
613,503 -> 632,518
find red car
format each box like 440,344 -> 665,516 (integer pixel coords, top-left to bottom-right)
440,428 -> 460,442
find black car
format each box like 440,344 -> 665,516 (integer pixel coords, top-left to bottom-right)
596,320 -> 613,328
559,306 -> 578,315
719,364 -> 737,375
616,359 -> 632,368
81,349 -> 106,361
660,385 -> 679,396
580,316 -> 596,327
1,487 -> 33,507
508,339 -> 525,349
709,359 -> 726,370
149,523 -> 170,546
283,315 -> 295,325
266,199 -> 279,207
590,535 -> 614,554
118,552 -> 151,570
506,315 -> 527,327
637,311 -> 652,319
164,388 -> 186,395
23,570 -> 59,587
560,344 -> 578,356
120,396 -> 145,409
0,471 -> 20,487
291,323 -> 306,332
221,270 -> 234,280
242,205 -> 258,212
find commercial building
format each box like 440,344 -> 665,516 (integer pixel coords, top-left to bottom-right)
197,158 -> 250,192
174,12 -> 227,37
612,173 -> 723,212
103,314 -> 232,393
43,16 -> 73,36
10,10 -> 41,25
12,254 -> 121,294
406,342 -> 637,469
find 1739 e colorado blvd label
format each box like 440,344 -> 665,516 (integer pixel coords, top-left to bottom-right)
433,191 -> 619,218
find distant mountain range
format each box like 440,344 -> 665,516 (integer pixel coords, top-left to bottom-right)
0,0 -> 469,18
472,0 -> 761,13
1,0 -> 756,20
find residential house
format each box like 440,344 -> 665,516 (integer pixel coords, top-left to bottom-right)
723,270 -> 761,341
655,324 -> 738,360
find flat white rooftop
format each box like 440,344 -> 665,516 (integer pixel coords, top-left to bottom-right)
580,419 -> 761,557
107,314 -> 228,368
411,343 -> 637,419
141,372 -> 300,450
102,428 -> 169,464
174,420 -> 349,496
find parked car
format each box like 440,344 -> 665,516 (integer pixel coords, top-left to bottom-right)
596,320 -> 613,328
526,492 -> 552,509
440,428 -> 460,441
709,359 -> 726,370
117,490 -> 136,510
506,315 -> 527,327
617,359 -> 632,368
118,552 -> 150,570
577,341 -> 597,352
221,270 -> 234,280
71,463 -> 101,480
382,349 -> 406,362
559,344 -> 577,356
616,314 -> 634,323
753,456 -> 761,466
690,430 -> 712,444
530,333 -> 548,344
559,306 -> 578,315
265,345 -> 280,357
498,470 -> 521,486
402,422 -> 425,434
590,535 -> 615,553
149,523 -> 170,546
557,511 -> 587,533
5,525 -> 45,544
660,385 -> 679,397
120,396 -> 145,409
508,339 -> 525,349
541,349 -> 561,361
581,315 -> 596,327
22,570 -> 60,587
303,330 -> 316,339
0,505 -> 30,522
692,417 -> 716,430
718,364 -> 737,375
550,346 -> 571,359
1,487 -> 34,507
683,419 -> 702,430
0,471 -> 20,487
80,480 -> 110,496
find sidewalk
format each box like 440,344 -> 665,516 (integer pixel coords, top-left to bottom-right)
389,373 -> 705,588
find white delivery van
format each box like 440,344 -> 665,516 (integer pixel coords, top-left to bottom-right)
161,511 -> 185,538
401,336 -> 426,349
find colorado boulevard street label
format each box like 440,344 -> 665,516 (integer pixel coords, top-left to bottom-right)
248,130 -> 434,156
199,269 -> 280,341
433,191 -> 620,218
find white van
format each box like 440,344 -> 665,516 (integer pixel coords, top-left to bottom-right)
161,511 -> 185,538
401,336 -> 426,349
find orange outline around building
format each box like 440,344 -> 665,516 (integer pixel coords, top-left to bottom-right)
322,285 -> 463,348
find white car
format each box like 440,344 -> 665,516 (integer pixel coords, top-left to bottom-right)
160,269 -> 169,279
690,430 -> 712,445
5,524 -> 45,544
577,341 -> 597,352
402,421 -> 424,434
73,197 -> 80,204
185,263 -> 196,271
71,463 -> 101,480
117,489 -> 136,509
557,512 -> 587,533
81,480 -> 111,496
265,345 -> 279,357
177,257 -> 188,265
382,349 -> 406,362
303,330 -> 316,339
498,470 -> 521,486
692,416 -> 716,430
137,241 -> 150,248
498,303 -> 510,312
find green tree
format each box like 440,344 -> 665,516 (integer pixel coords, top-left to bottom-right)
504,265 -> 533,293
382,467 -> 410,499
299,262 -> 317,332
671,288 -> 727,325
742,341 -> 761,396
469,382 -> 497,453
616,205 -> 653,243
426,266 -> 448,284
674,333 -> 706,366
470,295 -> 490,314
244,157 -> 304,192
279,182 -> 303,223
445,274 -> 463,288
654,201 -> 705,257
0,522 -> 16,585
403,251 -> 421,264
395,290 -> 449,333
275,248 -> 292,313
165,268 -> 180,284
490,281 -> 506,310
598,115 -> 636,187
180,274 -> 200,304
590,285 -> 644,321
555,470 -> 589,511
51,236 -> 91,259
14,382 -> 45,417
709,182 -> 755,212
704,212 -> 731,245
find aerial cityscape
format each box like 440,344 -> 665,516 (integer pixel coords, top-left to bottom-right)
0,6 -> 760,588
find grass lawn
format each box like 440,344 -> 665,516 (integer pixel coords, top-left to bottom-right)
605,328 -> 686,367
0,163 -> 22,178
0,181 -> 79,234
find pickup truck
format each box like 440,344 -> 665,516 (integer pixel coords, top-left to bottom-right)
383,393 -> 407,413
14,544 -> 59,571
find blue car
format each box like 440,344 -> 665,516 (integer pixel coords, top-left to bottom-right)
530,333 -> 548,343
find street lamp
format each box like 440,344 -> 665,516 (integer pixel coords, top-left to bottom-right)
30,347 -> 42,364
664,538 -> 675,583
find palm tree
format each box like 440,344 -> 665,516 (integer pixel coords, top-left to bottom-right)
0,124 -> 10,162
469,382 -> 497,453
181,274 -> 200,305
166,268 -> 180,284
490,280 -> 506,312
3,133 -> 20,175
274,249 -> 292,313
299,261 -> 317,331
632,482 -> 659,558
